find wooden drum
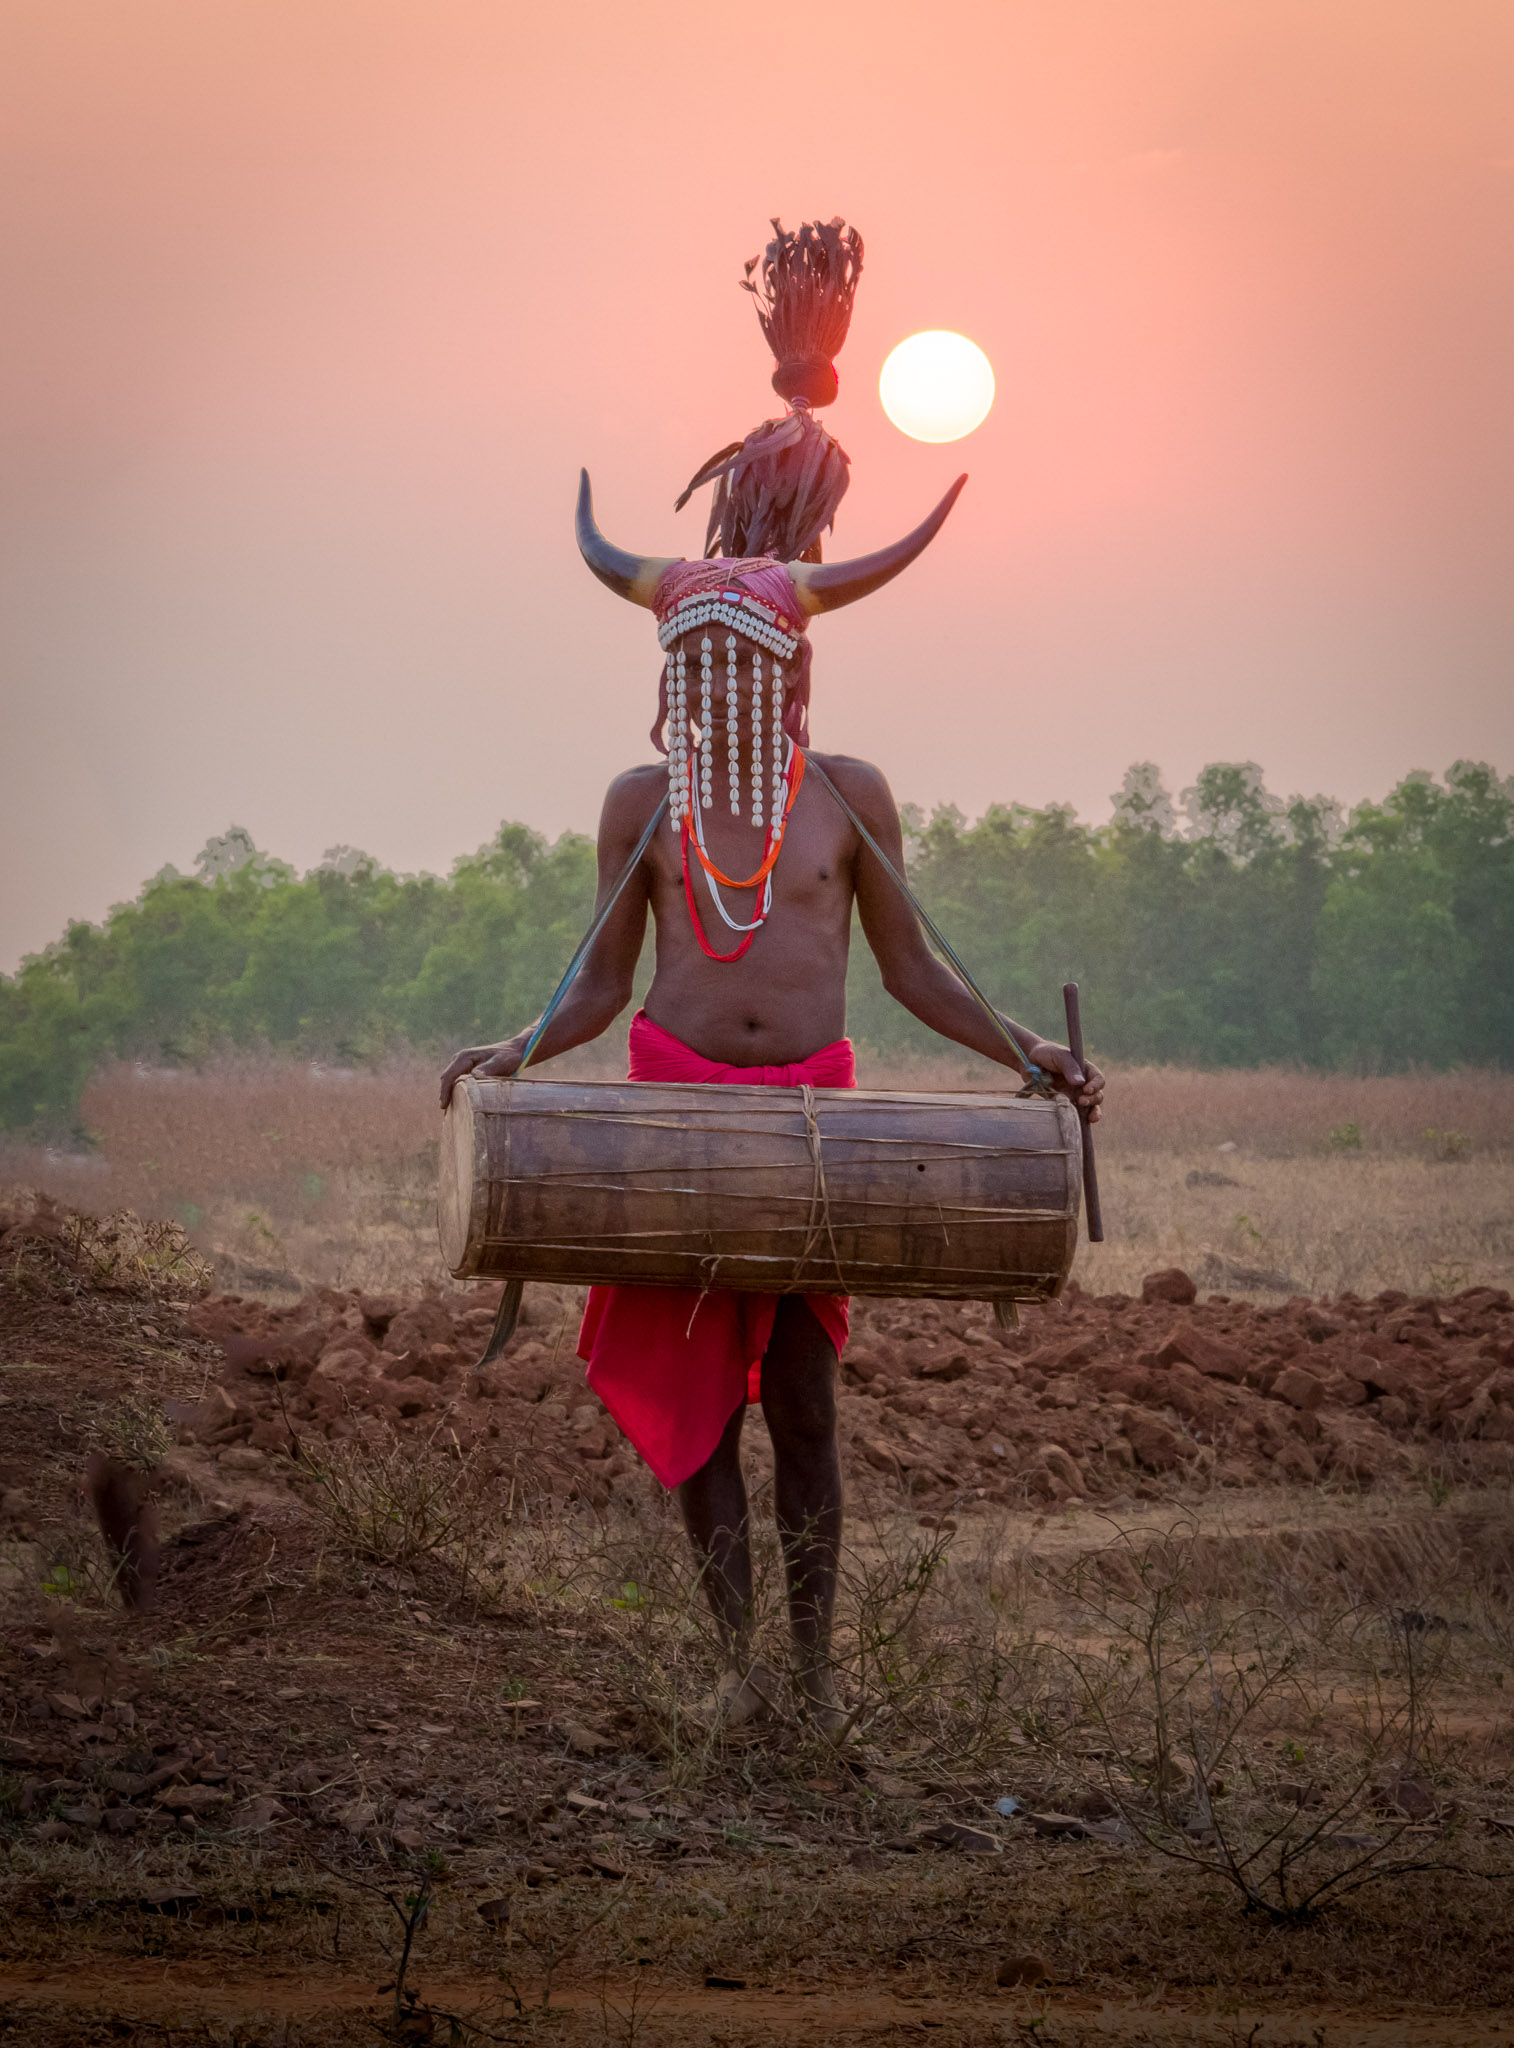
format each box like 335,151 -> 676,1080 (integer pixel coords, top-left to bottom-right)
438,1076 -> 1081,1303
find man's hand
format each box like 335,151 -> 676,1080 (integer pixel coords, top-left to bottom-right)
1024,1040 -> 1105,1123
438,1035 -> 528,1110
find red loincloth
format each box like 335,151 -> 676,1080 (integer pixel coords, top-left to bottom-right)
577,1010 -> 854,1489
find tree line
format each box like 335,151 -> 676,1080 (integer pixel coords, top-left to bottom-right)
3,759 -> 1509,1136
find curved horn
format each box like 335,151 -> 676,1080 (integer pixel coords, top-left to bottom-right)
788,475 -> 968,616
575,470 -> 672,607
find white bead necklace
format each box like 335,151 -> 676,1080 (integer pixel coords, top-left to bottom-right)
725,635 -> 740,814
686,737 -> 796,932
698,636 -> 714,812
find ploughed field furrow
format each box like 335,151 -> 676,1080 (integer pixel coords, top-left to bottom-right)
174,1265 -> 1514,1509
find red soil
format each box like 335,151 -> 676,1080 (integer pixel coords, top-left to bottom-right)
183,1270 -> 1514,1508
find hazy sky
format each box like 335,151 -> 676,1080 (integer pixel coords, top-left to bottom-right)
3,1 -> 1512,969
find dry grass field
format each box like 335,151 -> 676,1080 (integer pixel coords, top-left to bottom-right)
5,1054 -> 1510,1301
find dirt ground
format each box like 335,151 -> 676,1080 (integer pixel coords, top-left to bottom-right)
3,1197 -> 1513,2047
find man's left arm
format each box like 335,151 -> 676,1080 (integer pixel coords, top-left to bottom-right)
838,757 -> 1105,1120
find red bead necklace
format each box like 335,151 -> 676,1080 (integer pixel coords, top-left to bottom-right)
679,746 -> 804,962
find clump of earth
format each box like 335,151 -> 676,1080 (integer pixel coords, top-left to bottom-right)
177,1259 -> 1514,1509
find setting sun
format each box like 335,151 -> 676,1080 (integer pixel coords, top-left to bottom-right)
878,330 -> 996,443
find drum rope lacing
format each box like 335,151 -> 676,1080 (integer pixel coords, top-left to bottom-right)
794,1082 -> 845,1287
665,1083 -> 842,1340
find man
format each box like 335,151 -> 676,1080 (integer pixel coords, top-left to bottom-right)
441,221 -> 1103,1733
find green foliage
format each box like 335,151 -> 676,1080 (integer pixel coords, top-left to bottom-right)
2,761 -> 1510,1136
0,822 -> 599,1134
1314,762 -> 1514,1066
844,759 -> 1510,1076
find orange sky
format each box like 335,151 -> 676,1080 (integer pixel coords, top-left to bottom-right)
3,1 -> 1513,967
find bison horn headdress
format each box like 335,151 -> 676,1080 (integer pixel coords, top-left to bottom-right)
576,217 -> 967,830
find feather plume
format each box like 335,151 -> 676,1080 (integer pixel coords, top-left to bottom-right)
743,216 -> 864,408
676,217 -> 862,561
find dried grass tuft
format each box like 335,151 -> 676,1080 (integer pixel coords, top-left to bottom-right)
298,1424 -> 508,1575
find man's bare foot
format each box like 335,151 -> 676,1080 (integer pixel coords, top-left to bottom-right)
795,1667 -> 855,1743
692,1657 -> 783,1730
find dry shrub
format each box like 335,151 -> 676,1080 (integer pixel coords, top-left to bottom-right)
1049,1514 -> 1511,1922
299,1423 -> 508,1576
1,1192 -> 212,1301
824,1504 -> 1056,1757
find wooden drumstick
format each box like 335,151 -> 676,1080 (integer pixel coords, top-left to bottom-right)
1061,982 -> 1104,1243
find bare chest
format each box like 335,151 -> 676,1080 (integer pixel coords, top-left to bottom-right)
644,783 -> 855,935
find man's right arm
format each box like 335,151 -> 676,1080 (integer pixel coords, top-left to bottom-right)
438,770 -> 658,1107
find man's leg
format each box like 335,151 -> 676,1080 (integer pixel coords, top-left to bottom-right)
761,1298 -> 845,1728
676,1396 -> 751,1642
676,1396 -> 778,1721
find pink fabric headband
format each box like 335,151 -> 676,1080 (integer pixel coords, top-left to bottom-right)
650,558 -> 812,756
652,558 -> 806,655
